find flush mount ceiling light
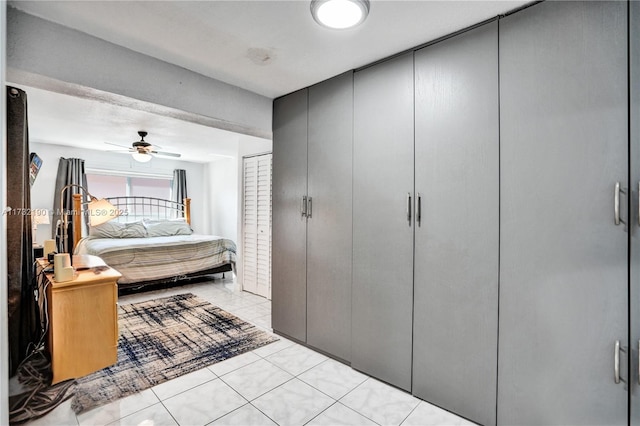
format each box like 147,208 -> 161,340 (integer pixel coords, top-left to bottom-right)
311,0 -> 370,29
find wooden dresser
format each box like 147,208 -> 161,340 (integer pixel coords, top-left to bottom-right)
37,258 -> 121,384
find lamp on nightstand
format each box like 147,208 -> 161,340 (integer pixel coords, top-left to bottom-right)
59,184 -> 120,255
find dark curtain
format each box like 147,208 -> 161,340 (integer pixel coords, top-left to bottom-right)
172,169 -> 188,215
51,158 -> 88,252
7,86 -> 37,376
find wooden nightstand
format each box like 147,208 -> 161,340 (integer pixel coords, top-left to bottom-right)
37,258 -> 121,384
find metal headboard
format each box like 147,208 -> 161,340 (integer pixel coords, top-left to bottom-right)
71,196 -> 192,250
104,196 -> 191,225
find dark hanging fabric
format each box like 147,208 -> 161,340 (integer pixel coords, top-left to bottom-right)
51,158 -> 88,252
172,169 -> 188,216
6,86 -> 38,376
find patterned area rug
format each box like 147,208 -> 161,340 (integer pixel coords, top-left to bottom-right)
71,293 -> 277,414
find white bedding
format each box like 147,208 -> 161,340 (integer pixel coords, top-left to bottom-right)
75,234 -> 236,284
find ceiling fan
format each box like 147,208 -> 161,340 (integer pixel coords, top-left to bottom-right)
105,131 -> 181,163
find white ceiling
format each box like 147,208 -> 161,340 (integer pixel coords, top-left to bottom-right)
8,0 -> 530,162
22,85 -> 269,163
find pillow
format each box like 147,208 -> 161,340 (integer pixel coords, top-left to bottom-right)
89,221 -> 147,239
143,218 -> 193,237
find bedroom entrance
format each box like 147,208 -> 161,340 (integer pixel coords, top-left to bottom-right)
242,153 -> 272,299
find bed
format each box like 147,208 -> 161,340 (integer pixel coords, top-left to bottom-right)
71,196 -> 236,292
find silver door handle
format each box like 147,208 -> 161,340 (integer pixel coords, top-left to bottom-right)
406,192 -> 412,225
614,340 -> 627,384
301,195 -> 307,217
615,340 -> 620,384
638,182 -> 639,226
614,182 -> 626,225
416,193 -> 422,227
307,197 -> 312,219
638,340 -> 640,386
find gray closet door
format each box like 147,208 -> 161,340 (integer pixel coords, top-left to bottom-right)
413,22 -> 498,426
632,0 -> 640,423
498,2 -> 628,424
307,72 -> 353,362
272,89 -> 308,342
352,53 -> 414,391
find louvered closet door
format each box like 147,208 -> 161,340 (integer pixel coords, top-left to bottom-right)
498,2 -> 628,424
242,153 -> 272,299
243,156 -> 258,294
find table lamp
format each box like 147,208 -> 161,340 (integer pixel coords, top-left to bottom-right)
59,183 -> 120,256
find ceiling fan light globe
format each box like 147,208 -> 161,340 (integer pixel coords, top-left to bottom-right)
132,152 -> 152,163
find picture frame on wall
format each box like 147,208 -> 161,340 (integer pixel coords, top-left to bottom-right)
29,152 -> 42,186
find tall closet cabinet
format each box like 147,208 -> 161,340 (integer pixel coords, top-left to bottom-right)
352,53 -> 415,391
498,2 -> 629,424
412,21 -> 499,426
272,72 -> 353,361
273,1 -> 639,424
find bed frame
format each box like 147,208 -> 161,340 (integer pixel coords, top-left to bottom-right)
71,195 -> 233,292
72,195 -> 191,249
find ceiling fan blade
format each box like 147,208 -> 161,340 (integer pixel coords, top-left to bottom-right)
151,150 -> 181,158
105,141 -> 133,149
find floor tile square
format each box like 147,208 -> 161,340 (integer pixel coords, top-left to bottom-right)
298,359 -> 368,400
401,401 -> 475,426
307,402 -> 378,426
252,378 -> 334,426
112,402 -> 178,426
265,343 -> 327,375
207,351 -> 262,377
220,358 -> 293,401
252,336 -> 294,358
151,367 -> 216,401
211,403 -> 277,425
77,388 -> 159,426
162,378 -> 247,425
340,378 -> 420,426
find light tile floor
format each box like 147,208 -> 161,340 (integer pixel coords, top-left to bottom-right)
25,278 -> 474,426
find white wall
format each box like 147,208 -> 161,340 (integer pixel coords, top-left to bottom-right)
206,158 -> 238,240
6,7 -> 272,140
30,142 -> 207,243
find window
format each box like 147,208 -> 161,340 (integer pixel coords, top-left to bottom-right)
86,172 -> 172,200
86,172 -> 173,222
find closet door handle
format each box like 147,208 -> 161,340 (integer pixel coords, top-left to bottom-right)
416,193 -> 422,227
301,196 -> 307,217
638,340 -> 640,386
614,182 -> 626,225
637,182 -> 639,227
614,340 -> 621,383
307,197 -> 312,219
406,193 -> 412,225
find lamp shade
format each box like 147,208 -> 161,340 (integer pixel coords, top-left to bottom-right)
32,209 -> 50,226
88,198 -> 121,226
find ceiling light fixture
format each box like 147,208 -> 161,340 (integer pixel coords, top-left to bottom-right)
311,0 -> 370,30
132,152 -> 152,163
